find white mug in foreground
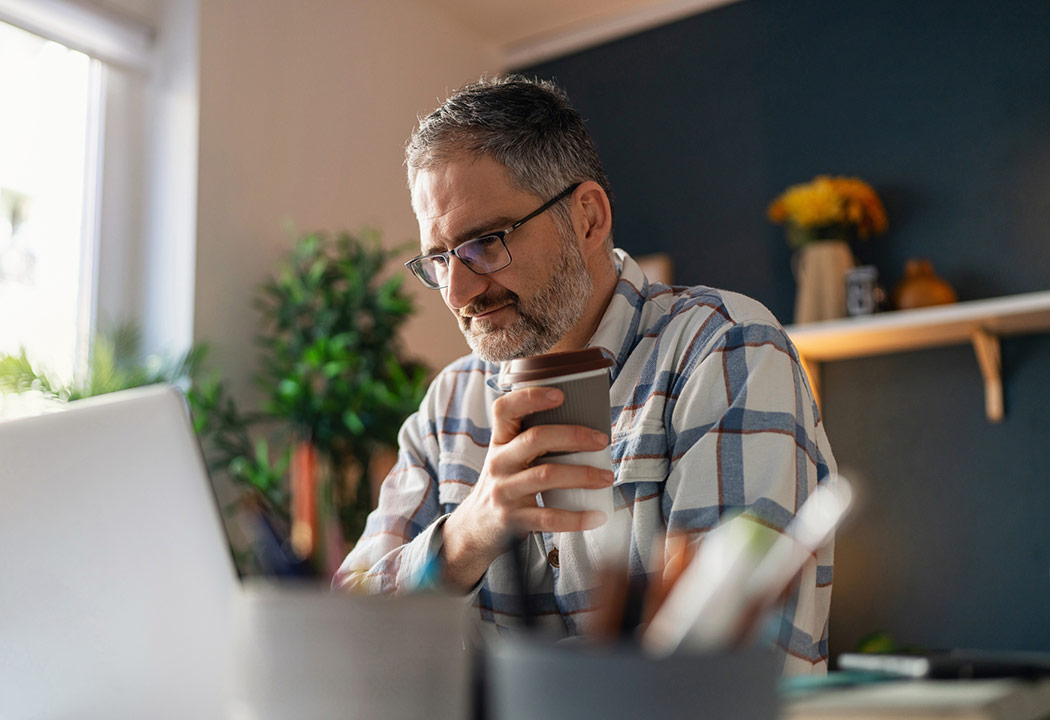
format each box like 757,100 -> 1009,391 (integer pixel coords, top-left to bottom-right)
230,581 -> 470,720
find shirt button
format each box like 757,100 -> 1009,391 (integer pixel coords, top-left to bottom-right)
547,548 -> 560,568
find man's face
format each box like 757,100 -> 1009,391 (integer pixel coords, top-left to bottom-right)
411,155 -> 592,362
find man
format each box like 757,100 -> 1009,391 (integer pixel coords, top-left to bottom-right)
334,76 -> 836,674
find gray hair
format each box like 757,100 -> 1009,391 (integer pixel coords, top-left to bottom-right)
406,75 -> 614,241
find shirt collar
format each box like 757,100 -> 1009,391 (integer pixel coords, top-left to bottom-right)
583,249 -> 648,384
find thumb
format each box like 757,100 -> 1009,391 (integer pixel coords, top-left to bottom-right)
491,387 -> 563,445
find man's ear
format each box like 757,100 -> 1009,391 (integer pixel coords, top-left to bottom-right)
573,181 -> 612,255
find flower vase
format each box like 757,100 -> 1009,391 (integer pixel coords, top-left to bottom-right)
793,240 -> 855,324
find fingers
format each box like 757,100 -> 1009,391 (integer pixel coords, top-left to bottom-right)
496,460 -> 614,500
487,385 -> 612,499
512,505 -> 607,534
445,386 -> 614,579
495,423 -> 610,472
491,387 -> 566,445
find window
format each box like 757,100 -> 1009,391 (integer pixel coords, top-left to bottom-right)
0,19 -> 101,384
0,0 -> 178,419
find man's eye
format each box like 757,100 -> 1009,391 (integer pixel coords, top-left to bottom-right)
475,235 -> 501,247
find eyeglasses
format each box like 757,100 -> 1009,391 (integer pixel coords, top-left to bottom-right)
405,183 -> 581,289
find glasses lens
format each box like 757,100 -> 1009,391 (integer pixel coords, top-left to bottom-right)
409,234 -> 511,289
458,234 -> 509,274
412,255 -> 448,288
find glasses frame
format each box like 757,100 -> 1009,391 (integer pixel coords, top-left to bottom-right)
405,182 -> 581,289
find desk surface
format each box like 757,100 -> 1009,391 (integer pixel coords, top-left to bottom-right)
782,677 -> 1050,720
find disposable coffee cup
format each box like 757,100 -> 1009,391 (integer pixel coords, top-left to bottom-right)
501,348 -> 615,522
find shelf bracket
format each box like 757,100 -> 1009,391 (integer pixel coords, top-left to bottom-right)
798,353 -> 821,409
971,328 -> 1003,423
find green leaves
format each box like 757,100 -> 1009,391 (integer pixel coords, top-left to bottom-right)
227,438 -> 291,497
342,409 -> 366,436
0,349 -> 59,398
253,229 -> 426,464
0,321 -> 208,403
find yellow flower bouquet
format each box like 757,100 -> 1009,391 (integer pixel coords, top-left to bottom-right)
768,175 -> 888,248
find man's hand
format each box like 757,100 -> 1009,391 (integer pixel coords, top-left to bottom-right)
441,387 -> 614,591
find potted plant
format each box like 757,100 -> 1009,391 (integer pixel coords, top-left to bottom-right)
248,228 -> 428,572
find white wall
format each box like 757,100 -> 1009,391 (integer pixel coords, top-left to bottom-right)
195,0 -> 500,403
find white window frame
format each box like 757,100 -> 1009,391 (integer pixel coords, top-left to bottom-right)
0,0 -> 153,73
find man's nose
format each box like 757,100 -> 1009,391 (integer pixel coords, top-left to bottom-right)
443,255 -> 488,310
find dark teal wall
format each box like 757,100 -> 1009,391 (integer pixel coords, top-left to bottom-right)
525,0 -> 1050,656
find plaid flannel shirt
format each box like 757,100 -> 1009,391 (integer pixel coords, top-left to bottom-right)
334,250 -> 836,674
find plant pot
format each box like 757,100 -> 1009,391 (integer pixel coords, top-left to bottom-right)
793,240 -> 855,324
290,441 -> 315,559
291,440 -> 348,576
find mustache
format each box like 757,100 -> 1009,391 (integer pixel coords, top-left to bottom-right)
460,291 -> 519,319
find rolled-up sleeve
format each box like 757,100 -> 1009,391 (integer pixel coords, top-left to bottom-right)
332,399 -> 446,595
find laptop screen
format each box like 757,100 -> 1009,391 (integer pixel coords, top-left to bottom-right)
0,385 -> 237,718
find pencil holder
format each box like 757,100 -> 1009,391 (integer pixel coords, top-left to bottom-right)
486,638 -> 779,720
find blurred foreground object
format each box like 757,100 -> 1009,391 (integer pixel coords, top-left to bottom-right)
488,640 -> 777,720
643,476 -> 853,657
232,582 -> 469,720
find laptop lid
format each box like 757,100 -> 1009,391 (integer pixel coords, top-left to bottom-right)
0,384 -> 237,719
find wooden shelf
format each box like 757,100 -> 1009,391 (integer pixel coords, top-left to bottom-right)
784,290 -> 1050,422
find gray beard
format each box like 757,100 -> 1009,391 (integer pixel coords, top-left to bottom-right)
459,236 -> 592,362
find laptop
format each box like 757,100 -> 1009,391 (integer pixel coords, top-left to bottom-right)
0,384 -> 471,720
0,385 -> 237,718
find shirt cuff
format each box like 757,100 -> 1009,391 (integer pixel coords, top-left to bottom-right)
395,513 -> 487,601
